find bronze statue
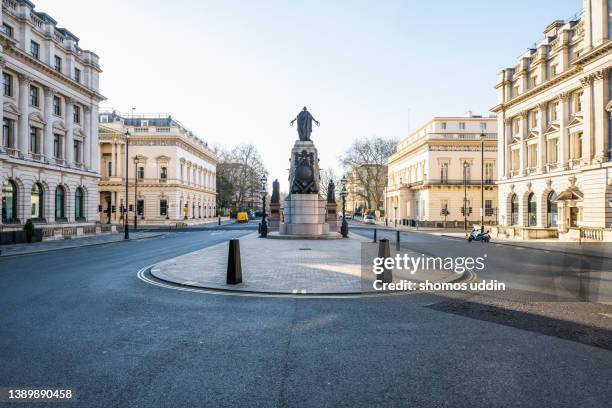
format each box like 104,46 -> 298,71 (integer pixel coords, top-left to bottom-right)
290,107 -> 320,141
327,179 -> 336,203
271,179 -> 280,204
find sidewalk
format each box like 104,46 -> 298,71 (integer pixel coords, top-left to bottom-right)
0,231 -> 163,257
371,220 -> 612,259
149,232 -> 462,295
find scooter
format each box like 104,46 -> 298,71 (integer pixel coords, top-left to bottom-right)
467,227 -> 490,243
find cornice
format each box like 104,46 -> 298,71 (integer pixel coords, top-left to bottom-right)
1,39 -> 105,103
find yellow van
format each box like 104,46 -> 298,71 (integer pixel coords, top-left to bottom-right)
236,211 -> 249,223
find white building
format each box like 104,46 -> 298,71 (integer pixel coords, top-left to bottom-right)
98,110 -> 218,225
386,115 -> 498,227
491,0 -> 612,240
0,0 -> 103,236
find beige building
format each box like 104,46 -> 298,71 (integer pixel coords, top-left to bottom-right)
0,0 -> 103,236
98,110 -> 217,225
492,0 -> 612,240
386,115 -> 498,227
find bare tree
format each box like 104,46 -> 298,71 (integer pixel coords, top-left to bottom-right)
340,137 -> 397,210
216,144 -> 267,212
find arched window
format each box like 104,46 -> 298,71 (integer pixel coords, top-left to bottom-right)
527,193 -> 537,226
510,194 -> 519,225
2,179 -> 17,223
31,183 -> 43,220
75,187 -> 84,220
547,191 -> 557,228
55,185 -> 65,220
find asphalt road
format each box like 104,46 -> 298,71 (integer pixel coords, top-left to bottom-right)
1,223 -> 611,407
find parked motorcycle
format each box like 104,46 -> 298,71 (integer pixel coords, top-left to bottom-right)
467,227 -> 491,243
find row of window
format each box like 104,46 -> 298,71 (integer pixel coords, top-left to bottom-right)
1,22 -> 83,83
440,122 -> 488,131
1,180 -> 85,223
510,131 -> 584,172
509,191 -> 558,227
511,91 -> 583,135
440,199 -> 494,216
3,73 -> 83,123
439,162 -> 495,183
2,119 -> 83,162
3,73 -> 83,122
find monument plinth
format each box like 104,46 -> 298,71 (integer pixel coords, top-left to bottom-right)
270,107 -> 341,239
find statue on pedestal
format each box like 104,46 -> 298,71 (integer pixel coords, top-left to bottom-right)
290,107 -> 320,141
327,180 -> 336,204
271,179 -> 280,204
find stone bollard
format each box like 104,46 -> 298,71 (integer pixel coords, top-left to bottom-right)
373,228 -> 377,243
396,230 -> 400,250
226,239 -> 242,284
377,238 -> 392,284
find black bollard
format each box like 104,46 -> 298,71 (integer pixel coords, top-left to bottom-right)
373,228 -> 377,243
377,239 -> 392,284
396,230 -> 400,250
226,239 -> 242,284
218,216 -> 221,226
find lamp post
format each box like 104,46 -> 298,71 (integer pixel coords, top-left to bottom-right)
124,130 -> 130,240
259,174 -> 268,238
480,132 -> 485,233
463,161 -> 469,232
134,155 -> 139,230
394,206 -> 398,228
340,175 -> 349,238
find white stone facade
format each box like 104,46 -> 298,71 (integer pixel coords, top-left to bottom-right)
492,0 -> 612,240
385,115 -> 498,227
98,110 -> 218,225
0,0 -> 103,232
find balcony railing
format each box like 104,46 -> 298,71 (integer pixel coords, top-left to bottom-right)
422,179 -> 496,186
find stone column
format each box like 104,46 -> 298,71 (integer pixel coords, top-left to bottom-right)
90,104 -> 99,172
503,118 -> 511,178
83,106 -> 91,169
580,75 -> 594,163
111,141 -> 116,176
558,93 -> 569,168
519,111 -> 527,175
65,98 -> 74,165
593,69 -> 608,162
43,86 -> 53,162
537,104 -> 546,172
17,74 -> 31,158
116,142 -> 122,178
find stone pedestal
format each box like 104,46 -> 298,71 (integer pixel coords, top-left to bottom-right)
280,194 -> 329,236
269,203 -> 281,231
326,203 -> 338,232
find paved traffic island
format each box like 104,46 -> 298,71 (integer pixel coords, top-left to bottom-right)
148,233 -> 462,295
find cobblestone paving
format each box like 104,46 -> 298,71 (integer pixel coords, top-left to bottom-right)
151,233 -> 457,294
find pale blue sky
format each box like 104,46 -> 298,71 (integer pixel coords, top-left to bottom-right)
45,0 -> 579,187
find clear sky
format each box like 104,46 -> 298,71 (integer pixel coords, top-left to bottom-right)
44,0 -> 580,189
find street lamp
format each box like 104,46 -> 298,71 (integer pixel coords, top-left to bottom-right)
394,205 -> 398,228
480,132 -> 485,233
340,175 -> 349,238
259,174 -> 268,238
463,160 -> 469,232
124,130 -> 130,240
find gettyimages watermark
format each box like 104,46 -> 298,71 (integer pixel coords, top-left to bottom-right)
370,252 -> 505,292
359,241 -> 611,302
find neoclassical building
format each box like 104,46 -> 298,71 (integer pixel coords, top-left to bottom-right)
491,0 -> 612,240
0,0 -> 103,234
385,115 -> 498,227
98,110 -> 218,225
